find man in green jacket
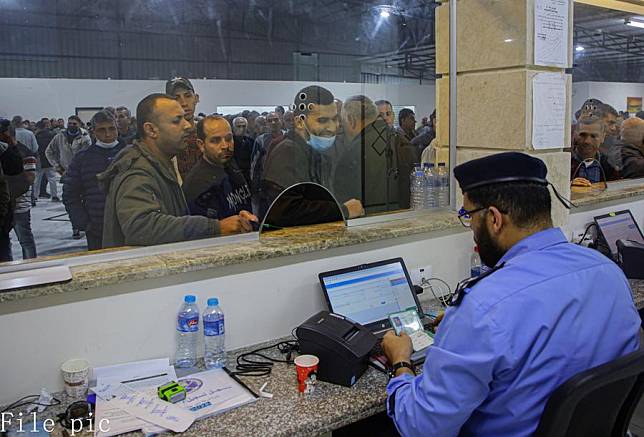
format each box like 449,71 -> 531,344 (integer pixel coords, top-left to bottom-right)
99,94 -> 254,248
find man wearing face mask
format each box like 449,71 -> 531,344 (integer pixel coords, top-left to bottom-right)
382,152 -> 640,437
63,111 -> 126,250
261,85 -> 364,223
570,116 -> 619,186
45,115 -> 92,177
232,117 -> 254,183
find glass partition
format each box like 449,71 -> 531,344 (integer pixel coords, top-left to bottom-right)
0,0 -> 443,265
570,2 -> 644,195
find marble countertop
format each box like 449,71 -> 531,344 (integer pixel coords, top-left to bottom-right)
0,210 -> 463,304
5,340 -> 395,437
571,180 -> 644,207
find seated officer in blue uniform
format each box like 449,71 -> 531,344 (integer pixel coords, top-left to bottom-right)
382,152 -> 641,437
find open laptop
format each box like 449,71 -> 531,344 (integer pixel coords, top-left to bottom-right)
594,210 -> 644,258
319,258 -> 432,363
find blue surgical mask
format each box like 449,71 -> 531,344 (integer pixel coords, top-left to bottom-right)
304,124 -> 335,151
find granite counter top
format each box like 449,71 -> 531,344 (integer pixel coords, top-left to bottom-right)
0,210 -> 463,304
5,340 -> 393,437
571,179 -> 644,207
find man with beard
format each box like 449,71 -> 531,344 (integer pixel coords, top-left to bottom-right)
166,77 -> 201,179
99,94 -> 223,248
232,116 -> 254,183
381,152 -> 640,437
183,116 -> 257,233
570,116 -> 619,185
116,106 -> 137,145
261,85 -> 364,224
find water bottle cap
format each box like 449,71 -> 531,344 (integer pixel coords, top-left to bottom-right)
184,295 -> 196,303
438,162 -> 446,166
208,297 -> 219,306
423,163 -> 430,168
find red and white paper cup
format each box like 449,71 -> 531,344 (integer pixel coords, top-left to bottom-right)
61,359 -> 90,398
294,354 -> 319,394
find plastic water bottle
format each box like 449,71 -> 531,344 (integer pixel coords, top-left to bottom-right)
175,295 -> 199,368
470,247 -> 482,277
203,297 -> 226,369
410,166 -> 425,210
423,163 -> 437,209
436,163 -> 449,207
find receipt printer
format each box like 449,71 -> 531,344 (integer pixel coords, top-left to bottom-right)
296,311 -> 378,387
617,239 -> 644,279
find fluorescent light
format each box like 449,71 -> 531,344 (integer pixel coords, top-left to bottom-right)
626,19 -> 644,29
504,38 -> 513,43
380,10 -> 390,18
575,45 -> 585,52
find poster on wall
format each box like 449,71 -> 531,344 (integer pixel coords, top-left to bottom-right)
627,97 -> 642,114
534,0 -> 570,68
532,72 -> 567,149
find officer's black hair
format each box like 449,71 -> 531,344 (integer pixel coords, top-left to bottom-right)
466,182 -> 553,229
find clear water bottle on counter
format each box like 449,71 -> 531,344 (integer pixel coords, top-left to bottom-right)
410,165 -> 425,210
470,246 -> 482,278
423,163 -> 437,209
203,297 -> 226,369
175,295 -> 199,368
436,163 -> 449,207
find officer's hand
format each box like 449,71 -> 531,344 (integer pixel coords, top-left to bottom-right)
382,331 -> 413,365
430,312 -> 445,331
219,213 -> 254,235
343,199 -> 365,219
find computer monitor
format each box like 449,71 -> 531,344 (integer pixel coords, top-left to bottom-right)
319,258 -> 422,332
594,210 -> 644,257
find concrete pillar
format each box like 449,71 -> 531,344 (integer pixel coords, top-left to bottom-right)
435,0 -> 574,227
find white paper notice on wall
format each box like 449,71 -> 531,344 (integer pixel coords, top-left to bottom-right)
534,0 -> 569,67
532,73 -> 567,150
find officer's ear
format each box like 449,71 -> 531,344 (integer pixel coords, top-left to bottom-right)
196,137 -> 205,153
487,206 -> 505,234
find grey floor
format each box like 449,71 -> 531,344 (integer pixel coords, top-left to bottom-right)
10,183 -> 88,261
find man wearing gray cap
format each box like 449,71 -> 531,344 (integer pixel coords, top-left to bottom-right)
382,152 -> 640,437
166,77 -> 201,179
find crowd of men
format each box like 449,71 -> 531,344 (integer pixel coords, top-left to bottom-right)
0,78 -> 439,261
3,76 -> 643,263
570,101 -> 644,186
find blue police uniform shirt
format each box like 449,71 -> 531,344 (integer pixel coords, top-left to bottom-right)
387,227 -> 640,437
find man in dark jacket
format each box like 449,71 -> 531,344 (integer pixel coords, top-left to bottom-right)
232,116 -> 254,183
183,116 -> 257,226
261,85 -> 364,225
34,119 -> 58,201
98,94 -> 254,248
337,95 -> 417,213
0,119 -> 27,262
63,111 -> 126,250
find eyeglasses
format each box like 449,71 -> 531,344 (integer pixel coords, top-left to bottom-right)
457,206 -> 487,227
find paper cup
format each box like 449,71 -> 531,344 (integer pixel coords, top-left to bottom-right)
294,354 -> 319,394
61,359 -> 90,398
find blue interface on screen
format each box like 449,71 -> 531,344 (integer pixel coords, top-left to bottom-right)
323,262 -> 417,325
596,213 -> 644,255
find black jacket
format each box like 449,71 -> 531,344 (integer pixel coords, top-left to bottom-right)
62,141 -> 126,234
183,158 -> 252,220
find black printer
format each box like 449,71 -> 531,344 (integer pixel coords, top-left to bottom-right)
617,239 -> 644,279
296,311 -> 378,387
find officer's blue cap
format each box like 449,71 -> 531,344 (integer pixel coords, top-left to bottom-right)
454,152 -> 548,193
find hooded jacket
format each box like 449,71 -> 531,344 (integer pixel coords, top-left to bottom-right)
98,140 -> 219,248
45,128 -> 92,171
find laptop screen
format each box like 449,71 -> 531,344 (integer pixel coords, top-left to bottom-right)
595,210 -> 644,256
319,259 -> 419,327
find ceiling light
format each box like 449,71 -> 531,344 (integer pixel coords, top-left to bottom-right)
504,38 -> 513,43
575,45 -> 585,52
626,19 -> 644,29
380,10 -> 391,18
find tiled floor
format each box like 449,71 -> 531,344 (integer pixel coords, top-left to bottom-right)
10,188 -> 87,260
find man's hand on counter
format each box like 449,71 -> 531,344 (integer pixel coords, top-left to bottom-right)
344,199 -> 365,219
382,330 -> 413,367
220,210 -> 259,235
